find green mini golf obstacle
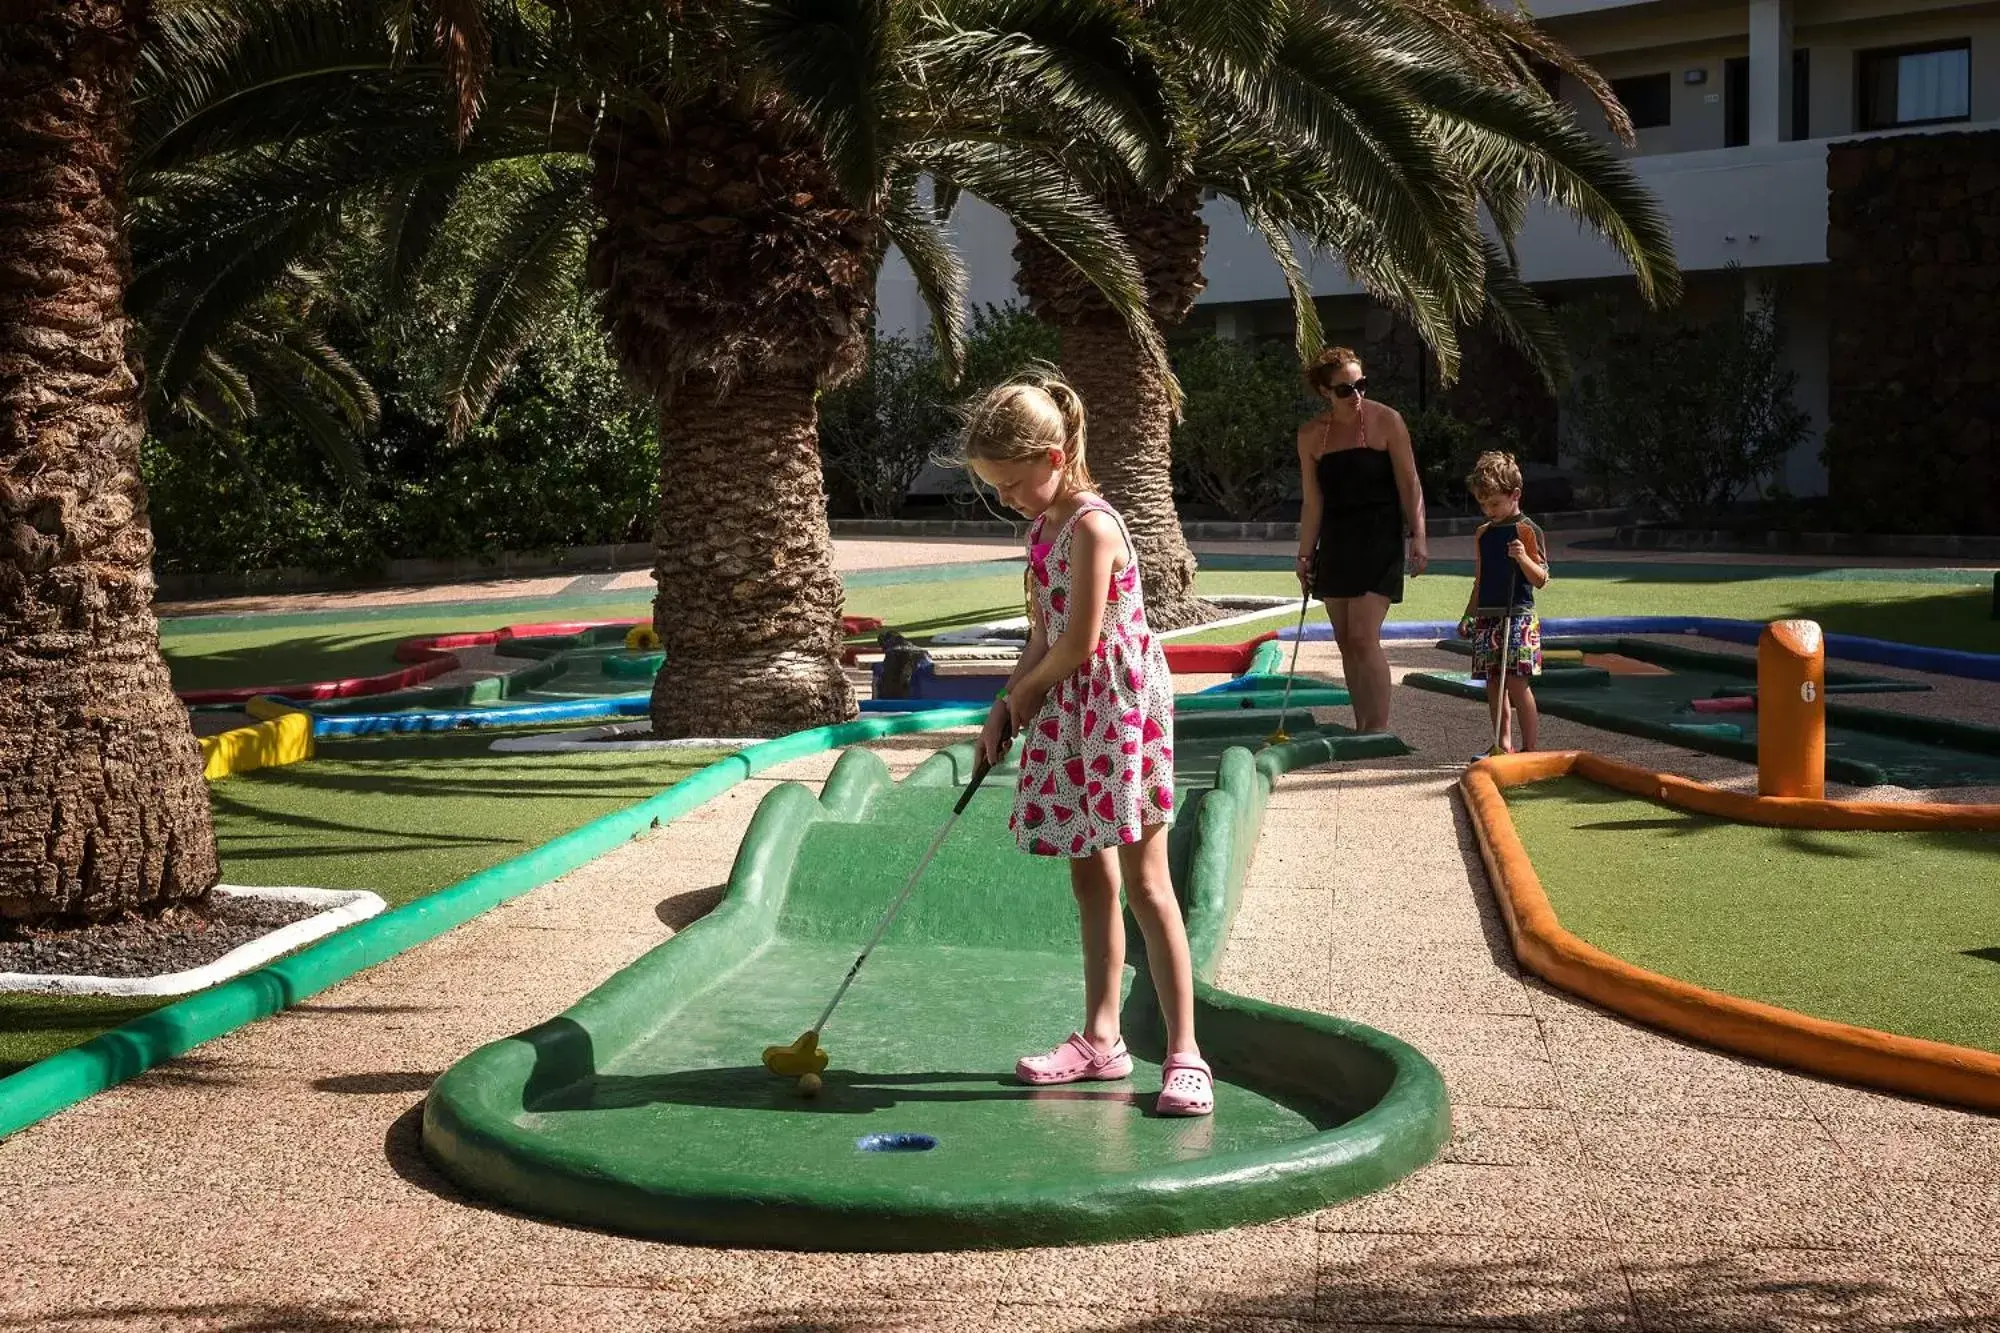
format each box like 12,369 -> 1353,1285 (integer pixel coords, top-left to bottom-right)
422,709 -> 1445,1251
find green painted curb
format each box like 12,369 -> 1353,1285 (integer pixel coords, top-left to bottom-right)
0,706 -> 990,1142
1246,638 -> 1286,675
421,711 -> 1446,1250
603,651 -> 665,681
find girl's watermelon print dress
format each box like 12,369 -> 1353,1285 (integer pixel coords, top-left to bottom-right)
1009,499 -> 1175,857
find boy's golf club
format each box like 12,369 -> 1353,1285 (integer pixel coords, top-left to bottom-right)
1485,561 -> 1520,759
763,718 -> 1013,1093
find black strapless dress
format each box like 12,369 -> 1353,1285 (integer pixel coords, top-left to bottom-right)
1311,446 -> 1404,603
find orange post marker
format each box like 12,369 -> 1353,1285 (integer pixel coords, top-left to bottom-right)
1758,619 -> 1826,799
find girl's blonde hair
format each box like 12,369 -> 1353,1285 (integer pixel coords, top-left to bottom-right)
1467,450 -> 1524,497
949,369 -> 1097,491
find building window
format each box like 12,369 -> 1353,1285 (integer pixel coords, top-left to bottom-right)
1725,50 -> 1812,146
1610,72 -> 1673,129
1858,40 -> 1971,130
1793,47 -> 1811,140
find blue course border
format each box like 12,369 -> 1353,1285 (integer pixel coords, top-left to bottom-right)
0,706 -> 989,1142
289,692 -> 652,737
1279,616 -> 2000,683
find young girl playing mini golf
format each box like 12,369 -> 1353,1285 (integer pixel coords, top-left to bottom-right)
1459,451 -> 1550,753
958,373 -> 1212,1118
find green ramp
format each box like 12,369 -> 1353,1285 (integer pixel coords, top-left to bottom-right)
422,708 -> 1449,1250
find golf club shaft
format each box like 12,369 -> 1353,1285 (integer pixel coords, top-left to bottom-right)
1273,582 -> 1311,726
808,809 -> 958,1036
1492,563 -> 1518,754
809,731 -> 1008,1038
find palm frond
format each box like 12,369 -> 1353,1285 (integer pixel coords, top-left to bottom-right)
431,0 -> 492,143
379,171 -> 464,295
228,333 -> 372,480
1150,0 -> 1286,67
1404,71 -> 1680,303
909,137 -> 1176,406
140,203 -> 344,410
1239,202 -> 1322,372
1476,239 -> 1569,391
437,164 -> 594,435
882,172 -> 970,382
917,0 -> 1176,194
747,0 -> 897,209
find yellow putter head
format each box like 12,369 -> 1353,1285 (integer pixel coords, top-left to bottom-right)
762,1030 -> 828,1078
1265,726 -> 1291,746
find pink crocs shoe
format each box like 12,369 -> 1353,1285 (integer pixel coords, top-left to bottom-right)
1015,1033 -> 1134,1086
1156,1052 -> 1214,1117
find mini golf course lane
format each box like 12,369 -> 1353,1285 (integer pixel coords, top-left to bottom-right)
1412,636 -> 2000,790
1506,776 -> 2000,1055
423,711 -> 1449,1250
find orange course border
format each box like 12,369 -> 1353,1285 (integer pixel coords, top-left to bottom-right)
1461,750 -> 2000,1112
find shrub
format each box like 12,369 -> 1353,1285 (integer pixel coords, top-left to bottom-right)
818,331 -> 955,519
1559,278 -> 1810,523
145,306 -> 656,575
1170,335 -> 1314,520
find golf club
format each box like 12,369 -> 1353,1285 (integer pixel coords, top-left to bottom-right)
763,717 -> 1013,1091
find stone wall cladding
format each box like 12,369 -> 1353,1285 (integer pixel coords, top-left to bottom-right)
1360,308 -> 1559,463
1826,130 -> 2000,535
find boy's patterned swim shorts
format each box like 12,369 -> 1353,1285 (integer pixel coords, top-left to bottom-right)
1470,611 -> 1542,677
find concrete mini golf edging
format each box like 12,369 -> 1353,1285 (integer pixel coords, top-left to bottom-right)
0,707 -> 1008,1142
0,886 -> 387,998
421,712 -> 1449,1251
1462,749 -> 2000,1112
200,700 -> 314,780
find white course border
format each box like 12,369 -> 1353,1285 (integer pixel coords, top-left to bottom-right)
931,595 -> 1296,647
490,723 -> 762,754
0,885 -> 387,997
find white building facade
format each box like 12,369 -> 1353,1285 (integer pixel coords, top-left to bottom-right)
881,0 -> 2000,526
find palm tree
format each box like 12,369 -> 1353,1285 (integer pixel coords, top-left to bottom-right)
0,0 -> 219,922
136,0 -> 1177,737
1010,0 -> 1680,628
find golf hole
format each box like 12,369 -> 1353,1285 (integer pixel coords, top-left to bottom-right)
857,1133 -> 936,1153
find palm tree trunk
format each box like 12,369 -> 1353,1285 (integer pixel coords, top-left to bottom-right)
1013,185 -> 1216,630
0,0 -> 218,923
647,372 -> 856,737
1057,323 -> 1206,628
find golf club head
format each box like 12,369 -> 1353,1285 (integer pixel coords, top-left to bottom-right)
762,1030 -> 828,1077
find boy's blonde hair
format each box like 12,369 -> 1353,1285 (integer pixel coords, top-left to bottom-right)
1467,450 -> 1524,498
949,369 -> 1096,490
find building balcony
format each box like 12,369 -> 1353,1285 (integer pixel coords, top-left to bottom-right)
1196,117 -> 1998,303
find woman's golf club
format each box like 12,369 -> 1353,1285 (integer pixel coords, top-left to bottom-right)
1267,573 -> 1314,746
763,718 -> 1013,1093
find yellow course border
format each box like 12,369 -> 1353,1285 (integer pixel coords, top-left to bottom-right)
1461,750 -> 2000,1112
197,697 -> 314,781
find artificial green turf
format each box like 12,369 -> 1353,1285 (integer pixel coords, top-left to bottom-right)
1506,776 -> 2000,1053
0,734 -> 722,1076
160,599 -> 657,692
1176,571 -> 2000,654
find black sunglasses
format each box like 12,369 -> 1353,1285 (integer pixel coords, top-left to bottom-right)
1331,378 -> 1368,398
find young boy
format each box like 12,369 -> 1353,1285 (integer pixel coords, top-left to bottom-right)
1458,452 -> 1550,754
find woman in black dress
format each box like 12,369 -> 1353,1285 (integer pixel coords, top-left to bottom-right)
1294,347 -> 1428,734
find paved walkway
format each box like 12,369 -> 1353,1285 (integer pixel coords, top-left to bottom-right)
156,530 -> 2000,621
5,635 -> 1997,1331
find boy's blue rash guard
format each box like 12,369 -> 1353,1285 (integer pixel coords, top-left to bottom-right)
1473,516 -> 1544,613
